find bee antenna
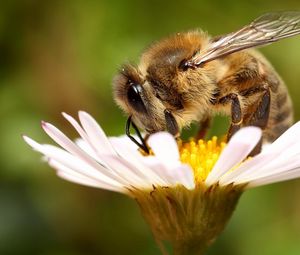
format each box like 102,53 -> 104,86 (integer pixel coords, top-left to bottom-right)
126,116 -> 149,154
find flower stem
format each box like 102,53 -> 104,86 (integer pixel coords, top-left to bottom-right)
173,241 -> 207,255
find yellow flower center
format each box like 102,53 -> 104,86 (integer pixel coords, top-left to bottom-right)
179,136 -> 226,183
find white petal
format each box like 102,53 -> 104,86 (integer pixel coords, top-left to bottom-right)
267,121 -> 300,151
247,167 -> 300,188
171,164 -> 195,189
62,112 -> 103,160
62,112 -> 90,146
110,133 -> 192,188
56,171 -> 125,193
50,159 -> 103,186
219,122 -> 300,186
139,160 -> 194,189
41,121 -> 118,175
147,132 -> 180,168
25,112 -> 197,192
109,141 -> 168,185
141,156 -> 176,184
205,127 -> 262,186
23,136 -> 125,187
219,152 -> 276,185
99,155 -> 154,187
99,154 -> 191,188
78,111 -> 116,155
226,140 -> 300,185
109,134 -> 139,152
276,142 -> 300,158
57,171 -> 103,188
109,136 -> 142,159
75,138 -> 98,159
49,159 -> 125,192
235,154 -> 300,184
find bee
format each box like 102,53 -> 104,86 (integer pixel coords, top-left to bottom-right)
113,12 -> 300,153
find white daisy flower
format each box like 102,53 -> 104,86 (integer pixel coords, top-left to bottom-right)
23,111 -> 195,193
23,111 -> 300,255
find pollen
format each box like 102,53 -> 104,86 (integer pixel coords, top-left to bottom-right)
179,136 -> 226,183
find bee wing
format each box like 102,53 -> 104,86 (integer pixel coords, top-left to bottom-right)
186,12 -> 300,67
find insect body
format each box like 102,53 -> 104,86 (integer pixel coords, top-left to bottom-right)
113,12 -> 299,152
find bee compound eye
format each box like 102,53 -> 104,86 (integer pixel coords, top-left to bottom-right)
127,83 -> 147,114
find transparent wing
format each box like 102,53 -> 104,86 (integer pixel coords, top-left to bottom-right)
186,12 -> 300,67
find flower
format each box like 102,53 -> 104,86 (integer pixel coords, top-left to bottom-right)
23,111 -> 300,192
23,111 -> 300,255
24,111 -> 195,193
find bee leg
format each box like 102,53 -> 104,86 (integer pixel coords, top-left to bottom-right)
246,88 -> 271,129
226,94 -> 243,141
196,117 -> 211,140
164,109 -> 180,138
245,88 -> 271,156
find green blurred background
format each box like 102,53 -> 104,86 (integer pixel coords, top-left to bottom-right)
1,0 -> 300,254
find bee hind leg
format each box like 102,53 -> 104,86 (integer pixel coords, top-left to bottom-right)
244,87 -> 271,156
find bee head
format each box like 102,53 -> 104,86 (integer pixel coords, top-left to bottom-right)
113,64 -> 180,138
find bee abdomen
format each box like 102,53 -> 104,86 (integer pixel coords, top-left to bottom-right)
264,87 -> 293,142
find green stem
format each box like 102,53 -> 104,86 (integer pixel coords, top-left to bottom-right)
173,241 -> 207,255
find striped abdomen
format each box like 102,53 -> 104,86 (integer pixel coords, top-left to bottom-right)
265,79 -> 293,141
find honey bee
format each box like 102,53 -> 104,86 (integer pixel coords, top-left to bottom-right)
113,12 -> 300,153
